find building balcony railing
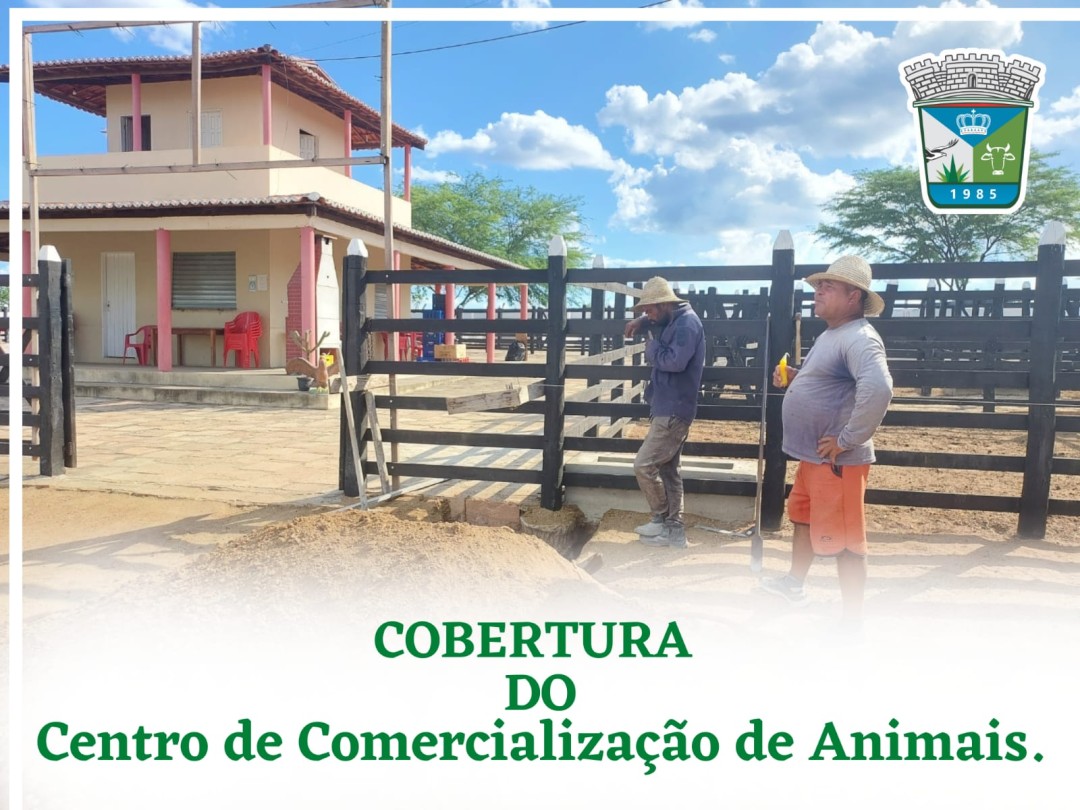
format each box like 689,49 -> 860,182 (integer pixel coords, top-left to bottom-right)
25,145 -> 410,226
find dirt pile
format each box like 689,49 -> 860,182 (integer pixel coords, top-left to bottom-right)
139,507 -> 614,619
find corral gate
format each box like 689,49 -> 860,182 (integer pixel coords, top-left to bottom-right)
336,224 -> 1076,541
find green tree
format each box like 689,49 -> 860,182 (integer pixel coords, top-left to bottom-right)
407,172 -> 590,306
814,151 -> 1080,290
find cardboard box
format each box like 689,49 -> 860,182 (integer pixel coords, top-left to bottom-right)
435,343 -> 468,360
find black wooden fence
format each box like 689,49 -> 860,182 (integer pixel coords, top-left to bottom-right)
0,249 -> 77,475
339,225 -> 1077,540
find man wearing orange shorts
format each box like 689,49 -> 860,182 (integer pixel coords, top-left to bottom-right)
761,256 -> 893,628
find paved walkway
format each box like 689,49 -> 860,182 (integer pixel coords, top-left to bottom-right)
14,386 -> 552,508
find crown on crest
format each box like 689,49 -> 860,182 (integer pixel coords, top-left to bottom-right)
956,109 -> 991,135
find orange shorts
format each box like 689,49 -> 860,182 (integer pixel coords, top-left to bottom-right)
787,461 -> 870,557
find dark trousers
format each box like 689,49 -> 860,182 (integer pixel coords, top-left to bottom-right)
633,416 -> 690,526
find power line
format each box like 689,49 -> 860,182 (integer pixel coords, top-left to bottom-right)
302,0 -> 494,53
312,1 -> 676,63
317,20 -> 583,61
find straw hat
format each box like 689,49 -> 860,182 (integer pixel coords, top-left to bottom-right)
634,276 -> 687,311
805,255 -> 885,317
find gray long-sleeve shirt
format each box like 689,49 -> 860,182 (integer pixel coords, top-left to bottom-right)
781,318 -> 893,465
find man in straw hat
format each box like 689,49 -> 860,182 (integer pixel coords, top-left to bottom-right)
623,277 -> 706,549
761,255 -> 893,629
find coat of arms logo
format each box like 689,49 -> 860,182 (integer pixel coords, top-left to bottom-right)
899,50 -> 1045,214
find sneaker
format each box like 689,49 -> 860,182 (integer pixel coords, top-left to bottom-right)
634,515 -> 666,537
760,574 -> 808,606
639,522 -> 688,549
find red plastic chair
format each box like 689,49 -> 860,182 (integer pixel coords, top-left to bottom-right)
122,325 -> 156,365
223,312 -> 262,368
403,331 -> 423,360
379,331 -> 423,360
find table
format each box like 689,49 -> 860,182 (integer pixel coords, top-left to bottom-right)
172,327 -> 225,367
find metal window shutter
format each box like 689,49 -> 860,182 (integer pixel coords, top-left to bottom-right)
374,285 -> 389,318
172,252 -> 237,309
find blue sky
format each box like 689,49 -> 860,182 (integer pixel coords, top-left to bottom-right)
5,1 -> 1080,271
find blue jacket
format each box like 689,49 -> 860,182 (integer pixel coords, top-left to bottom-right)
643,302 -> 705,423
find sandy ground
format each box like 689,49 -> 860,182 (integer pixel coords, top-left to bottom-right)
5,399 -> 1080,810
4,384 -> 1078,628
626,392 -> 1080,536
5,365 -> 1080,807
7,477 -> 1078,634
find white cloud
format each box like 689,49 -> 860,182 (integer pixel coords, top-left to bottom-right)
1038,86 -> 1080,146
642,0 -> 706,31
606,140 -> 856,237
600,6 -> 1025,169
1034,114 -> 1080,148
717,53 -> 736,65
893,0 -> 1022,48
595,3 -> 1029,236
689,29 -> 717,44
147,23 -> 196,54
417,3 -> 1051,249
428,110 -> 622,172
599,255 -> 685,269
1051,87 -> 1080,114
502,0 -> 551,32
409,166 -> 460,184
28,1 -> 225,54
697,230 -> 832,267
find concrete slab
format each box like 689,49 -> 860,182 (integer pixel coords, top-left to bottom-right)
72,363 -> 473,410
563,452 -> 756,524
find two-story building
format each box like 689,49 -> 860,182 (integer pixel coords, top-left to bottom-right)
1,44 -> 518,369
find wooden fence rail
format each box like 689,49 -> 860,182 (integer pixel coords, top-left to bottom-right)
339,225 -> 1076,540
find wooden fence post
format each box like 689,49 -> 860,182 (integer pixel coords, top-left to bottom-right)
610,283 -> 628,421
881,281 -> 898,318
61,258 -> 76,468
761,231 -> 796,531
588,256 -> 605,360
37,246 -> 65,476
982,279 -> 1007,413
339,239 -> 368,497
630,281 -> 645,401
586,256 -> 606,437
1018,222 -> 1067,538
920,280 -> 938,395
541,236 -> 568,510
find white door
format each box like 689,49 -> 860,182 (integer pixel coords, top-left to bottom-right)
102,252 -> 136,357
316,239 -> 341,350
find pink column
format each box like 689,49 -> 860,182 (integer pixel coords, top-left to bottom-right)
343,110 -> 352,179
403,145 -> 412,201
261,65 -> 272,146
444,277 -> 455,346
300,226 -> 317,362
22,231 -> 32,316
155,228 -> 173,371
486,282 -> 496,362
131,74 -> 142,151
520,283 -> 529,358
390,250 -> 401,361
